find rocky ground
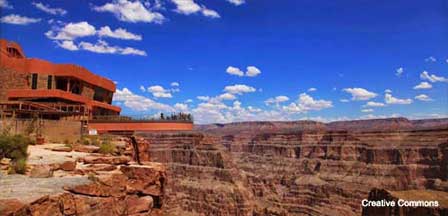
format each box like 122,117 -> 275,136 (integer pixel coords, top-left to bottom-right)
0,141 -> 166,216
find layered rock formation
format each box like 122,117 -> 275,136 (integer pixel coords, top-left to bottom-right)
135,118 -> 448,216
0,143 -> 166,216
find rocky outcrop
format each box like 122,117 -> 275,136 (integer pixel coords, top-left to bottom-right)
0,164 -> 166,216
135,118 -> 448,216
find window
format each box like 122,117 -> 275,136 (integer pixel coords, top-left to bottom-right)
31,74 -> 38,89
47,75 -> 52,89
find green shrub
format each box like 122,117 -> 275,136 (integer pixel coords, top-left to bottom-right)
0,134 -> 30,161
98,141 -> 115,154
0,134 -> 30,174
8,158 -> 27,174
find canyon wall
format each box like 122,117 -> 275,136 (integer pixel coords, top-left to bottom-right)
135,118 -> 448,216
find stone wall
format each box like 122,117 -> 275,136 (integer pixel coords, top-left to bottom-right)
0,67 -> 28,101
0,118 -> 82,143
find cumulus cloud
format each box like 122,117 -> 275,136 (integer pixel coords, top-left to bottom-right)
420,71 -> 448,83
56,40 -> 78,51
226,66 -> 261,77
197,96 -> 210,101
113,88 -> 174,112
226,0 -> 245,5
246,66 -> 261,77
218,93 -> 236,100
170,82 -> 180,87
226,66 -> 244,76
283,93 -> 332,113
32,2 -> 67,15
93,0 -> 164,23
265,96 -> 289,105
47,21 -> 142,41
385,93 -> 412,105
0,14 -> 41,25
147,85 -> 173,98
363,101 -> 385,107
425,56 -> 436,62
395,67 -> 404,76
97,26 -> 142,40
414,94 -> 433,102
413,82 -> 432,90
139,85 -> 146,92
77,40 -> 147,56
171,0 -> 220,18
343,88 -> 377,101
46,21 -> 96,40
224,84 -> 256,95
384,89 -> 392,93
307,88 -> 317,92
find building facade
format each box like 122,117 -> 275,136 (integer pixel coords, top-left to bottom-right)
0,39 -> 121,119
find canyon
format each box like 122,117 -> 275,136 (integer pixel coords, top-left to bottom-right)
0,117 -> 447,215
135,118 -> 448,215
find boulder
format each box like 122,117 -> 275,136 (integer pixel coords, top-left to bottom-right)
0,199 -> 25,215
29,165 -> 53,178
59,161 -> 76,171
80,156 -> 130,165
126,195 -> 153,214
73,145 -> 100,153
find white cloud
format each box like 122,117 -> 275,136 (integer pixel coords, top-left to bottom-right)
97,26 -> 142,40
395,67 -> 404,76
0,14 -> 41,25
113,88 -> 174,112
307,88 -> 317,92
364,101 -> 385,107
197,96 -> 210,101
224,84 -> 256,95
147,85 -> 173,98
218,93 -> 236,100
226,0 -> 245,6
46,21 -> 96,40
170,82 -> 180,87
384,89 -> 392,93
420,71 -> 448,83
185,99 -> 193,103
413,82 -> 432,90
201,7 -> 220,18
171,0 -> 220,18
425,56 -> 436,62
46,22 -> 141,41
139,85 -> 146,92
339,99 -> 349,103
93,0 -> 164,23
265,96 -> 289,105
361,109 -> 374,113
415,94 -> 433,102
245,66 -> 261,77
56,40 -> 78,51
385,93 -> 412,105
77,40 -> 147,56
226,65 -> 261,77
283,93 -> 332,113
226,66 -> 244,76
0,0 -> 13,9
32,2 -> 67,15
174,103 -> 189,112
343,88 -> 377,101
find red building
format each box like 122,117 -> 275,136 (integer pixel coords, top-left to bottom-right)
0,39 -> 193,134
0,39 -> 121,120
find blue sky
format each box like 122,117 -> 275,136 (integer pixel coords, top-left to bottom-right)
1,0 -> 447,123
